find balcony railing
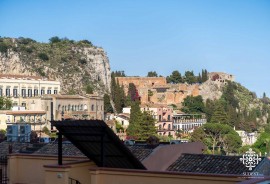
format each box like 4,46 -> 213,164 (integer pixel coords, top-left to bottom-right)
69,177 -> 81,184
173,118 -> 207,123
157,128 -> 176,132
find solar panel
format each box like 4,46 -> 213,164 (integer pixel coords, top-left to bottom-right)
52,120 -> 146,170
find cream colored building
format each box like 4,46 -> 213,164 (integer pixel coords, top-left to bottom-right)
42,94 -> 104,122
0,109 -> 46,131
0,74 -> 61,107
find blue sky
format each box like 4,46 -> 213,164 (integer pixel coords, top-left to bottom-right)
1,0 -> 270,96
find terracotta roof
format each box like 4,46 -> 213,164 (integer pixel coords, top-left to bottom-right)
0,74 -> 57,81
6,111 -> 46,115
143,142 -> 205,171
140,104 -> 170,108
167,154 -> 268,175
34,143 -> 86,157
0,74 -> 43,80
117,113 -> 130,119
43,94 -> 85,99
0,141 -> 29,156
127,145 -> 156,161
32,142 -> 157,163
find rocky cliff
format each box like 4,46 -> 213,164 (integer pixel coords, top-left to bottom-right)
199,79 -> 225,101
0,37 -> 111,95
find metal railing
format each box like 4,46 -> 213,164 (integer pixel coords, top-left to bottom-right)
69,177 -> 81,184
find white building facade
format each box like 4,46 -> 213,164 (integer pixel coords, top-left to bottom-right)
173,113 -> 206,133
0,74 -> 61,106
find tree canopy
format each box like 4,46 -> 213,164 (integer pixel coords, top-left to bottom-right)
127,101 -> 156,140
191,123 -> 242,154
147,71 -> 158,77
166,70 -> 183,84
0,97 -> 12,110
181,95 -> 205,113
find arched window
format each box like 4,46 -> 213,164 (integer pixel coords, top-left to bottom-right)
91,104 -> 94,111
168,124 -> 171,130
68,105 -> 70,111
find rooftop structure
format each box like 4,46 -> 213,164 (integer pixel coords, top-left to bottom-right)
167,153 -> 270,175
52,120 -> 146,169
4,120 -> 269,184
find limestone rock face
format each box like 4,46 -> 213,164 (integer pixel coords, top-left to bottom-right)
199,80 -> 225,101
0,38 -> 111,95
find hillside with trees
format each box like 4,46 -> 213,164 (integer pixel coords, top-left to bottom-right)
0,37 -> 111,95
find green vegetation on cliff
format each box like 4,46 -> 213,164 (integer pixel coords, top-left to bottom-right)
0,36 -> 109,94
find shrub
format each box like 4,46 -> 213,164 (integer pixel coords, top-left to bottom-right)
42,126 -> 50,135
85,84 -> 93,94
18,37 -> 35,44
79,58 -> 87,65
38,53 -> 49,61
49,36 -> 61,44
78,40 -> 93,46
0,42 -> 8,53
20,46 -> 33,53
37,67 -> 46,76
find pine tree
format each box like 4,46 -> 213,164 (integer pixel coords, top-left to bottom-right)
147,71 -> 158,77
167,70 -> 183,84
184,70 -> 196,84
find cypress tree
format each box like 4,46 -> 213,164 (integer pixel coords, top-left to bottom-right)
138,111 -> 157,140
110,72 -> 127,113
202,69 -> 208,82
127,83 -> 137,101
114,80 -> 126,113
210,102 -> 228,124
103,94 -> 113,113
198,73 -> 202,83
127,101 -> 142,139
